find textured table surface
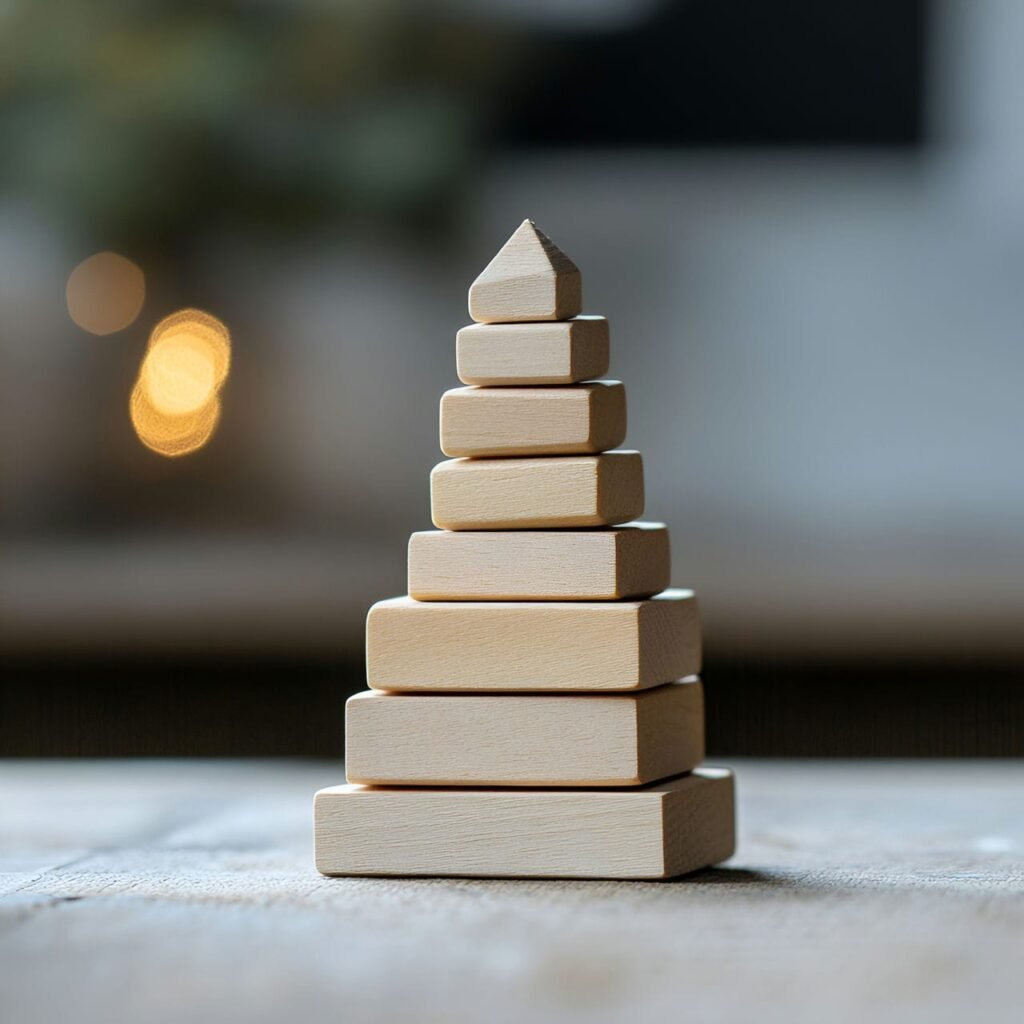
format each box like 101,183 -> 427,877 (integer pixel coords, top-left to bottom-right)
2,759 -> 1022,1024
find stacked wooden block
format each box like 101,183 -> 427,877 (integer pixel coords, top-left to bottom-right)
315,220 -> 736,879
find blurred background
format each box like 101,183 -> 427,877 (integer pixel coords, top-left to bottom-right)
2,0 -> 1021,756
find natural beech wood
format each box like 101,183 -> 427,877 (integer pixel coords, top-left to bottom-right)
456,316 -> 609,386
440,381 -> 626,458
468,219 -> 582,324
345,678 -> 704,787
430,451 -> 643,530
314,767 -> 735,879
367,590 -> 700,692
407,522 -> 670,601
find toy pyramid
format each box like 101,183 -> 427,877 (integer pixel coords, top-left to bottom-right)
314,220 -> 736,879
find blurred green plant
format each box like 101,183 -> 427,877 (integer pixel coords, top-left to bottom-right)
0,1 -> 520,246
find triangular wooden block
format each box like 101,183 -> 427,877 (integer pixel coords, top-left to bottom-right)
468,219 -> 582,323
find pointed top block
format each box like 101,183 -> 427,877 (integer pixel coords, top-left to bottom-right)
469,219 -> 582,324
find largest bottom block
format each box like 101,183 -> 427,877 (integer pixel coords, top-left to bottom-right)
314,767 -> 735,880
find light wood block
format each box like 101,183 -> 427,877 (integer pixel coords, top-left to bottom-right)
430,451 -> 643,530
314,767 -> 735,879
439,381 -> 626,458
456,316 -> 609,386
366,590 -> 701,692
345,678 -> 704,788
407,522 -> 670,601
468,219 -> 582,324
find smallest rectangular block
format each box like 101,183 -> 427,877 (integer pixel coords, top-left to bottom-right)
456,316 -> 610,386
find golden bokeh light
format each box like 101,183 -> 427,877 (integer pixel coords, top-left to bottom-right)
129,381 -> 221,458
66,252 -> 146,335
130,308 -> 231,458
142,336 -> 218,415
148,308 -> 231,384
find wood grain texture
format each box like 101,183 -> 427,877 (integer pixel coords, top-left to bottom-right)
6,761 -> 1024,1024
314,767 -> 734,879
456,316 -> 609,386
407,522 -> 670,601
430,451 -> 643,530
440,381 -> 626,458
366,589 -> 701,692
344,678 -> 704,787
468,219 -> 582,324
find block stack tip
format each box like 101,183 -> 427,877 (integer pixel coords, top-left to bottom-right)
468,219 -> 582,324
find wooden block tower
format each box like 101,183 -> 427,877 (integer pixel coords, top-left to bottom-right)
314,220 -> 736,879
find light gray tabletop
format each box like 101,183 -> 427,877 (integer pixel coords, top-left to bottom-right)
2,759 -> 1021,1024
